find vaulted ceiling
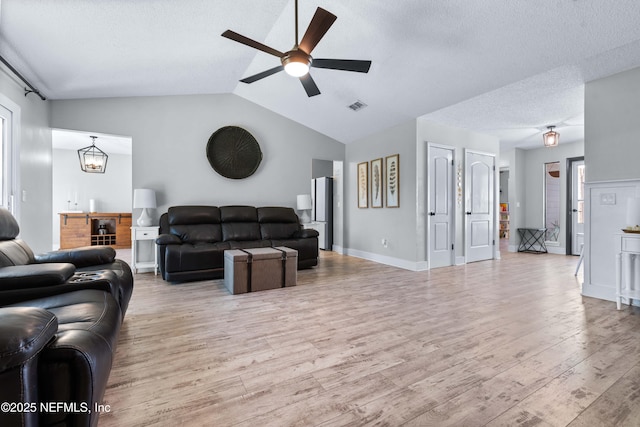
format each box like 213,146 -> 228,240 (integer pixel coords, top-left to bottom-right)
3,1 -> 640,150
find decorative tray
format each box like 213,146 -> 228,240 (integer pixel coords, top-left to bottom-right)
622,229 -> 640,234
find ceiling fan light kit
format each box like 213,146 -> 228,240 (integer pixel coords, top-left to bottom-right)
543,125 -> 560,147
222,0 -> 371,97
282,50 -> 311,77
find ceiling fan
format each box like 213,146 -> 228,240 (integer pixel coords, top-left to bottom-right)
222,0 -> 372,97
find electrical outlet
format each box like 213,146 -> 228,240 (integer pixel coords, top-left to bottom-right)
381,238 -> 388,248
600,193 -> 616,205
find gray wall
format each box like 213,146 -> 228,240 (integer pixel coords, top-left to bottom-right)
52,149 -> 132,248
0,67 -> 52,253
416,118 -> 500,264
522,141 -> 584,252
586,66 -> 640,182
344,117 -> 499,268
312,159 -> 334,179
50,94 -> 345,224
346,120 -> 418,263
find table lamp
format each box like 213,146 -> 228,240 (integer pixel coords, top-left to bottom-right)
296,194 -> 312,224
133,188 -> 157,227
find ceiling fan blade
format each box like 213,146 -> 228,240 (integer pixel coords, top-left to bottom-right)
221,30 -> 284,58
312,59 -> 372,73
299,74 -> 321,97
299,8 -> 337,55
240,66 -> 284,83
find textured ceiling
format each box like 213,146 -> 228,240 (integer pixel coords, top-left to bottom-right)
3,0 -> 640,150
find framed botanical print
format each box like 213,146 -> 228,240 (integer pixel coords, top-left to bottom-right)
385,154 -> 400,208
370,158 -> 383,208
357,161 -> 368,208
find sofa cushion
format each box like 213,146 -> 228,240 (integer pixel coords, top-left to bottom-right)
168,206 -> 221,225
257,207 -> 299,223
227,240 -> 272,250
222,223 -> 261,242
220,206 -> 258,222
164,242 -> 230,273
257,207 -> 301,239
0,208 -> 20,240
170,224 -> 222,243
10,289 -> 121,427
0,239 -> 36,267
260,223 -> 300,240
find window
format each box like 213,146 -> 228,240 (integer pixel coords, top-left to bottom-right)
0,100 -> 17,214
544,162 -> 561,242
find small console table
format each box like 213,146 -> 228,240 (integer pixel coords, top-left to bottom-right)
615,232 -> 640,310
517,228 -> 547,253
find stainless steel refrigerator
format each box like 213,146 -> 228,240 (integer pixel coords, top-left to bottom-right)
311,177 -> 333,250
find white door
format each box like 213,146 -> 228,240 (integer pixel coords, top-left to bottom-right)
428,145 -> 454,268
465,150 -> 495,263
571,160 -> 585,255
0,103 -> 15,214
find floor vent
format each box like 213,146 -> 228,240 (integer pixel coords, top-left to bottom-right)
347,100 -> 367,111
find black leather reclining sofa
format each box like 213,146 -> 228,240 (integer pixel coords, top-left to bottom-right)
156,205 -> 319,282
0,208 -> 133,427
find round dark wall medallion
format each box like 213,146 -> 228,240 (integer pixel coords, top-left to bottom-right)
206,126 -> 262,179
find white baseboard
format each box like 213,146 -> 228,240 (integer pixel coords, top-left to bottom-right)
344,248 -> 428,271
581,281 -> 615,302
331,244 -> 344,254
546,246 -> 566,255
455,256 -> 466,266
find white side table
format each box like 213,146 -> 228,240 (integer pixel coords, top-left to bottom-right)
131,226 -> 159,274
615,232 -> 640,309
304,221 -> 325,250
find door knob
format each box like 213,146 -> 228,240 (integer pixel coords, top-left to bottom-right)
429,212 -> 436,216
466,211 -> 472,215
572,209 -> 578,212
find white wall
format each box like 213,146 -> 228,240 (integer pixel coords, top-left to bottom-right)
50,94 -> 345,225
583,66 -> 640,302
0,67 -> 52,253
52,149 -> 132,248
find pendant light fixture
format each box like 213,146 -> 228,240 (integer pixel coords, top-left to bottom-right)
78,135 -> 108,173
543,126 -> 560,147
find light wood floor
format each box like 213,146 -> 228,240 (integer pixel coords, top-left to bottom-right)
99,249 -> 640,426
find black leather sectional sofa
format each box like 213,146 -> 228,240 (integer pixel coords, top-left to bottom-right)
0,208 -> 133,427
156,205 -> 319,282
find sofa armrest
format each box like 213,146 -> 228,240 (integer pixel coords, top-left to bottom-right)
35,246 -> 116,268
0,264 -> 76,290
0,307 -> 58,372
296,229 -> 319,239
156,234 -> 182,245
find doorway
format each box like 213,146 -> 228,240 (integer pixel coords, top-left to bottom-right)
52,129 -> 132,250
465,150 -> 496,263
566,156 -> 585,255
428,144 -> 454,268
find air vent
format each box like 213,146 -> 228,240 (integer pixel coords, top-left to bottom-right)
347,100 -> 367,111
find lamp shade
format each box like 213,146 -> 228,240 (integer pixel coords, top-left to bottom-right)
627,197 -> 640,228
297,194 -> 312,210
133,189 -> 157,209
